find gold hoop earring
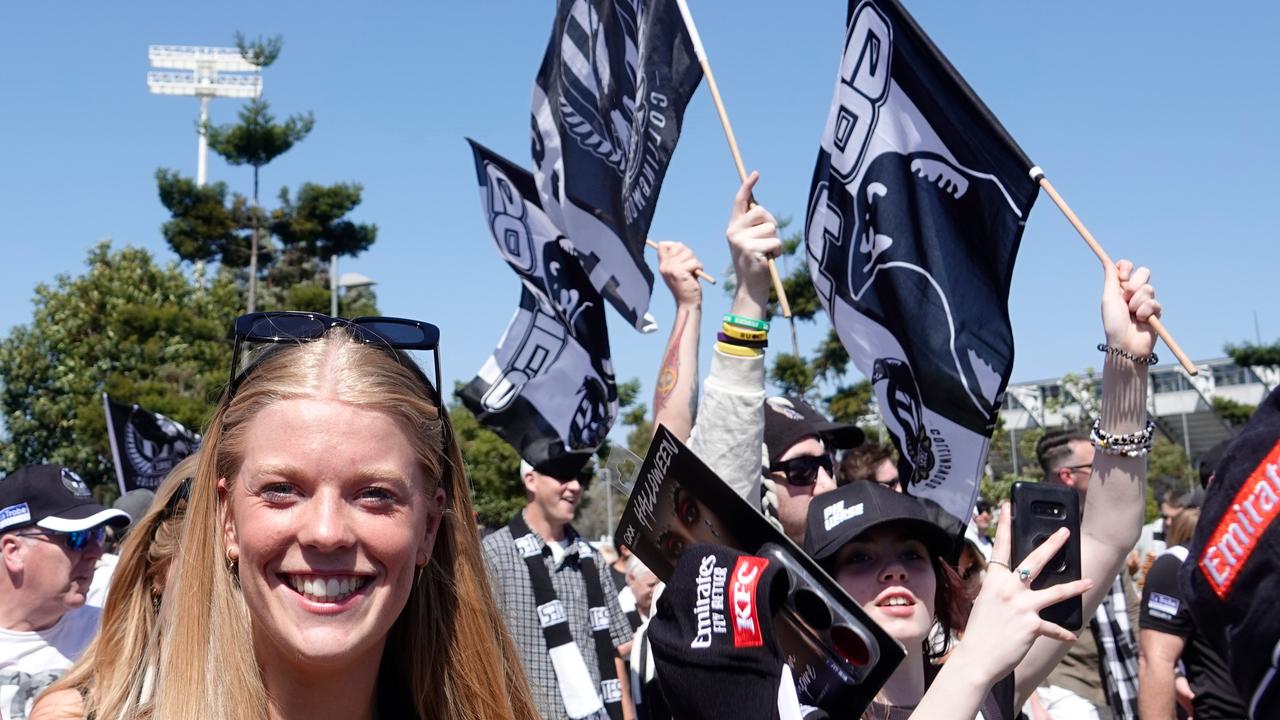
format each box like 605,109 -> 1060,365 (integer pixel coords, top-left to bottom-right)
226,548 -> 239,575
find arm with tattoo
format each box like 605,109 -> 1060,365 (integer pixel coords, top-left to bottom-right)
651,242 -> 703,442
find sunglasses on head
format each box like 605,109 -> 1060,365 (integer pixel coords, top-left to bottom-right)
16,527 -> 107,552
767,453 -> 834,487
229,312 -> 442,400
160,477 -> 192,521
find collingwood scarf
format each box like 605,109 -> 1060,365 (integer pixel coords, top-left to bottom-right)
508,512 -> 623,720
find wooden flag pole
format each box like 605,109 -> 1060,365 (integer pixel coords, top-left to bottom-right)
1030,167 -> 1197,376
674,0 -> 792,317
645,239 -> 717,284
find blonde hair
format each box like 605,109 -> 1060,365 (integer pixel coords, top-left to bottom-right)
151,329 -> 537,720
42,453 -> 199,720
1166,507 -> 1200,548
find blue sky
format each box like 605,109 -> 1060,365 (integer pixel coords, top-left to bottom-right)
2,1 -> 1276,417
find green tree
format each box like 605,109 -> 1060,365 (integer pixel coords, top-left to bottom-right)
156,35 -> 376,318
0,241 -> 240,486
1211,396 -> 1257,426
206,97 -> 315,312
449,400 -> 525,529
1148,434 -> 1197,490
1225,340 -> 1280,369
155,170 -> 243,264
235,32 -> 283,68
156,175 -> 379,315
257,183 -> 379,315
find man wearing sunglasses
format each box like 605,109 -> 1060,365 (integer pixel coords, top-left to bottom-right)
0,464 -> 130,720
761,396 -> 865,545
482,459 -> 633,720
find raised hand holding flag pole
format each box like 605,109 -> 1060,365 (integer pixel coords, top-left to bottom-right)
1030,166 -> 1197,375
644,238 -> 715,284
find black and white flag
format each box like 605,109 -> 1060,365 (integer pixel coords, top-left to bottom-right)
805,0 -> 1039,524
532,0 -> 702,332
103,393 -> 202,493
462,141 -> 617,476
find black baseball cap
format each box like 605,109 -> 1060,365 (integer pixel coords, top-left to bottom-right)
763,396 -> 864,466
804,482 -> 953,563
647,544 -> 789,720
1183,385 -> 1280,718
0,464 -> 130,534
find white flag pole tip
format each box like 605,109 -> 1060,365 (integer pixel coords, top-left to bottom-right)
674,0 -> 709,63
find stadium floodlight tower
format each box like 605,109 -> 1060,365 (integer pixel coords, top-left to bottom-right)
147,45 -> 263,186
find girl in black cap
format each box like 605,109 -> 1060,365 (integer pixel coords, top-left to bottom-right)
807,482 -> 1089,719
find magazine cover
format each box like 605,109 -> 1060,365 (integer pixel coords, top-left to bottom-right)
615,426 -> 905,713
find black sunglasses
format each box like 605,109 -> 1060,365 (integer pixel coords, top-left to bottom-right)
767,453 -> 834,487
229,312 -> 443,399
550,468 -> 594,489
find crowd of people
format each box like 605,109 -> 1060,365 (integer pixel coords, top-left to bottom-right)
0,175 -> 1266,720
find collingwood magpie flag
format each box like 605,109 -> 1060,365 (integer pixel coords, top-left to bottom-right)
462,141 -> 617,476
103,393 -> 201,493
805,0 -> 1039,524
532,0 -> 702,332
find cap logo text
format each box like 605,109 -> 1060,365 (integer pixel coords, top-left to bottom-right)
0,502 -> 31,531
1199,440 -> 1280,599
824,501 -> 865,531
60,468 -> 91,498
731,556 -> 768,648
690,553 -> 727,649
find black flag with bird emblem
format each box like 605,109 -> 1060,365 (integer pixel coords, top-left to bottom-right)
532,0 -> 702,332
462,141 -> 617,477
103,394 -> 202,493
805,0 -> 1040,525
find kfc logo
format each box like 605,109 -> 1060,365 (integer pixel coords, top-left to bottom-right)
731,556 -> 769,648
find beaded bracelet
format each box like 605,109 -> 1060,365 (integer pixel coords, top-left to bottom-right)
1098,343 -> 1158,366
715,341 -> 762,358
716,331 -> 768,349
724,313 -> 770,332
720,324 -> 768,343
1090,418 -> 1155,457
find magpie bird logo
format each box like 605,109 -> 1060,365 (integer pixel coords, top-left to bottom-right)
569,376 -> 611,449
124,412 -> 197,484
556,0 -> 642,172
871,357 -> 934,485
60,468 -> 91,498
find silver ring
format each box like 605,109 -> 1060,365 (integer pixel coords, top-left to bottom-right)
1017,567 -> 1032,582
988,560 -> 1010,571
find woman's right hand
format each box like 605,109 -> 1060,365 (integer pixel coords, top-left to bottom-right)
950,502 -> 1094,683
1101,258 -> 1161,358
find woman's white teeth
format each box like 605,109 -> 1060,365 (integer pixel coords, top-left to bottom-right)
883,597 -> 910,606
288,575 -> 366,602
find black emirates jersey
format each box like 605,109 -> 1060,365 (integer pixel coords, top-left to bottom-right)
1140,547 -> 1248,719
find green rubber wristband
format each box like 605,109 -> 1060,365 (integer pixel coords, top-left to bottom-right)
723,313 -> 770,332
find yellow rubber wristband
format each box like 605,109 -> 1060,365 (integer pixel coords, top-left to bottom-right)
720,323 -> 769,342
715,341 -> 762,358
